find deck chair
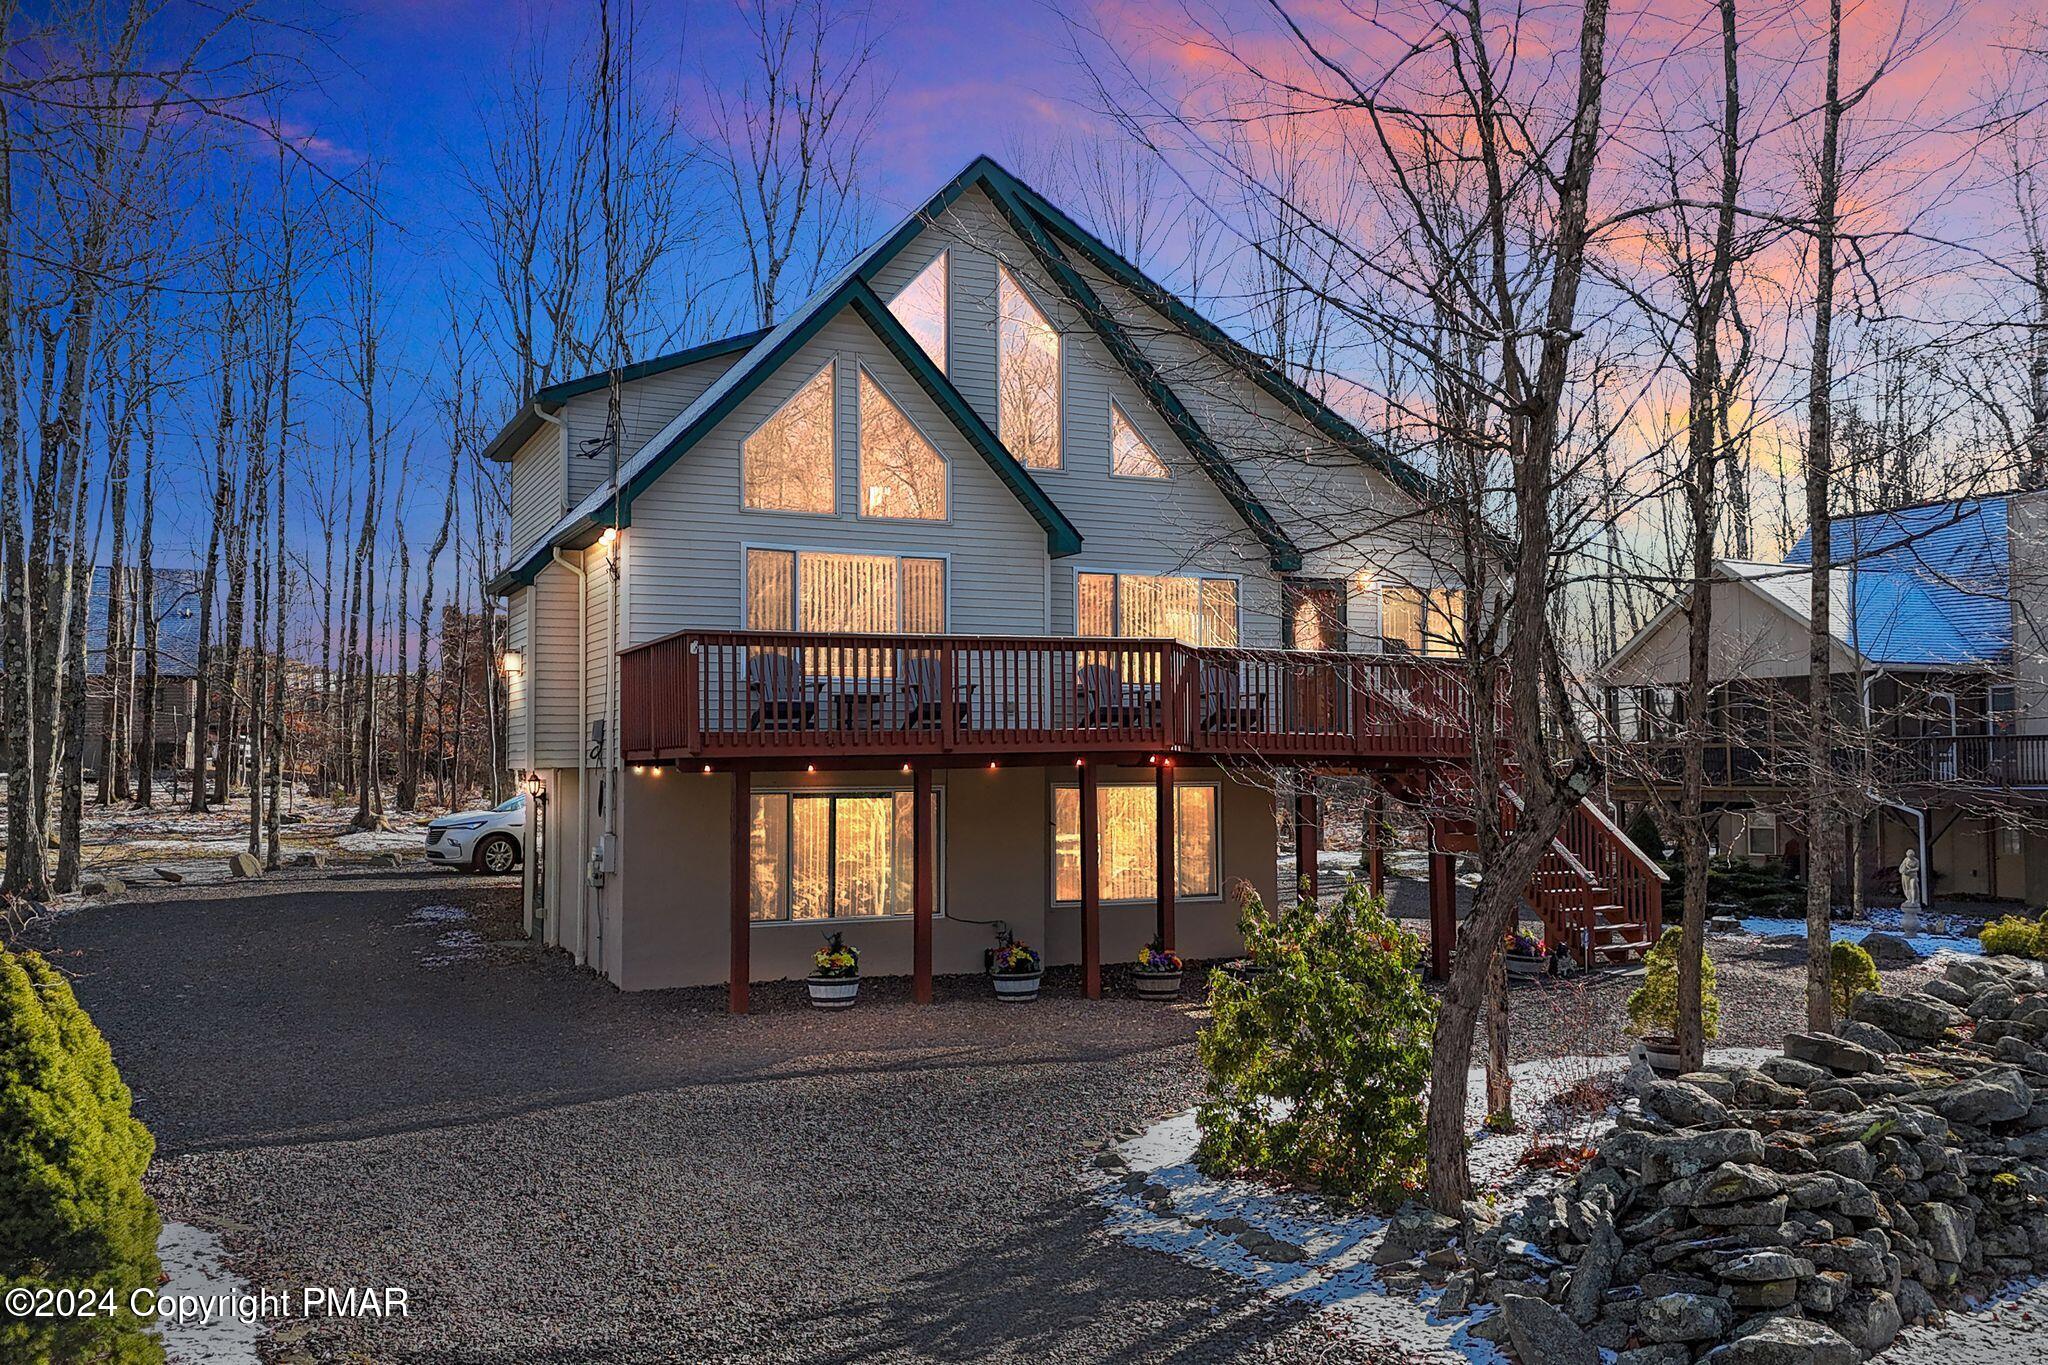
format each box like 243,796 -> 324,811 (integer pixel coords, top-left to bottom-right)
747,650 -> 824,731
1075,661 -> 1156,727
897,656 -> 976,729
1198,662 -> 1266,732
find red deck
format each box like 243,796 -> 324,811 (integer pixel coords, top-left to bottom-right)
618,628 -> 1483,765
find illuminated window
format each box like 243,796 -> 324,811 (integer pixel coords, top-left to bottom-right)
742,363 -> 835,513
1052,782 -> 1219,903
1110,402 -> 1167,478
1077,571 -> 1238,647
887,253 -> 947,371
745,548 -> 945,633
998,264 -> 1061,469
1379,583 -> 1464,657
749,790 -> 941,921
858,368 -> 948,521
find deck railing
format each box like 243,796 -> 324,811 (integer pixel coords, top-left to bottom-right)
618,629 -> 1481,762
1613,734 -> 2048,791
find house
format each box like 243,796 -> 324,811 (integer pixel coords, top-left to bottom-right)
1600,492 -> 2048,906
485,155 -> 1662,1006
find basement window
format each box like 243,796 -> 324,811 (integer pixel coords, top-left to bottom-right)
748,790 -> 944,922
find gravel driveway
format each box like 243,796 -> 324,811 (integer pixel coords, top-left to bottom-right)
26,870 -> 1388,1364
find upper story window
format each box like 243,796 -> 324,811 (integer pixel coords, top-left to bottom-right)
1109,402 -> 1167,478
1380,583 -> 1464,658
998,264 -> 1062,470
887,253 -> 947,372
1077,571 -> 1239,647
858,368 -> 948,521
746,547 -> 946,634
743,363 -> 836,514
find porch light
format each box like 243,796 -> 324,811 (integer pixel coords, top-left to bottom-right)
599,526 -> 619,547
807,764 -> 817,773
702,765 -> 713,774
500,649 -> 524,675
524,770 -> 546,799
987,761 -> 998,770
901,764 -> 911,773
632,765 -> 645,775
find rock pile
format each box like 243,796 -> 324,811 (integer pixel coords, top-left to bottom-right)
1436,954 -> 2048,1362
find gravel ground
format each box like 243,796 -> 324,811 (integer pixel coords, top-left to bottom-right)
16,870 -> 1975,1363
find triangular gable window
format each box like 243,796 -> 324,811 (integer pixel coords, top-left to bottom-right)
1110,402 -> 1167,478
859,368 -> 948,521
887,253 -> 947,372
742,363 -> 837,513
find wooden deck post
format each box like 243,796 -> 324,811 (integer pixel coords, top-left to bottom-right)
913,766 -> 934,1004
729,768 -> 751,1014
1295,774 -> 1319,903
1366,784 -> 1385,899
1155,760 -> 1175,951
1427,826 -> 1455,981
1080,760 -> 1101,998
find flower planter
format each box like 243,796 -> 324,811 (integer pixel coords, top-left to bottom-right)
1132,968 -> 1184,1000
1636,1033 -> 1683,1076
992,971 -> 1042,1003
806,975 -> 860,1010
1505,954 -> 1550,979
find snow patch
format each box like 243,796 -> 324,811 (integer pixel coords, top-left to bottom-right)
420,929 -> 484,968
1735,917 -> 1983,958
333,829 -> 420,853
155,1221 -> 263,1364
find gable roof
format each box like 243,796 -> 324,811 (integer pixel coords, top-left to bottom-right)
491,272 -> 1082,592
479,328 -> 770,466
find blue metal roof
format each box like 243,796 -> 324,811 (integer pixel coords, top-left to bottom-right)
1783,496 -> 2010,666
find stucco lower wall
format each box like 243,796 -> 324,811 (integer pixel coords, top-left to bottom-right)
610,761 -> 1273,991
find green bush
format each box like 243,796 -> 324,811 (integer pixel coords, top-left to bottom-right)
0,948 -> 163,1365
1626,926 -> 1720,1041
1979,916 -> 2043,959
1195,884 -> 1434,1206
1829,941 -> 1881,1018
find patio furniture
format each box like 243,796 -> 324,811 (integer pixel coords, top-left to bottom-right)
1075,662 -> 1159,727
747,651 -> 825,731
897,656 -> 976,730
1199,662 -> 1266,732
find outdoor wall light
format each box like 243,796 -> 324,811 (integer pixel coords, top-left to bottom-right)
598,526 -> 619,547
500,649 -> 524,675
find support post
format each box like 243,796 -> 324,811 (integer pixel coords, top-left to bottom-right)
1155,760 -> 1176,951
1427,827 -> 1455,981
1296,773 -> 1319,903
1366,784 -> 1385,899
729,768 -> 751,1014
913,766 -> 934,1004
1080,760 -> 1101,998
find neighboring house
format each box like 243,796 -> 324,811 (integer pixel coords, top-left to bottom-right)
486,155 -> 1661,1005
1600,493 -> 2048,905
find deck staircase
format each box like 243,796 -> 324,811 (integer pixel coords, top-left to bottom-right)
1435,788 -> 1667,969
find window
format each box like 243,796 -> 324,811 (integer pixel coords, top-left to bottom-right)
745,548 -> 946,633
1052,782 -> 1219,903
1109,402 -> 1167,478
742,363 -> 835,513
858,368 -> 948,521
1380,583 -> 1464,657
1077,571 -> 1238,647
749,790 -> 941,921
887,253 -> 947,371
998,264 -> 1062,469
1740,812 -> 1779,858
1284,580 -> 1347,651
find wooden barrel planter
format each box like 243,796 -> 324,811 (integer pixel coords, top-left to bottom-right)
1132,968 -> 1184,1000
806,975 -> 860,1009
992,971 -> 1043,1003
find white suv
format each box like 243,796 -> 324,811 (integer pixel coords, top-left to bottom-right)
425,795 -> 525,874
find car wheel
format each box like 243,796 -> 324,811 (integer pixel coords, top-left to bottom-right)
474,833 -> 519,875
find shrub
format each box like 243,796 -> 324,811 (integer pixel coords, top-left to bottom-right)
1829,941 -> 1881,1018
1626,926 -> 1720,1041
1195,884 -> 1434,1206
0,948 -> 163,1365
1979,916 -> 2043,959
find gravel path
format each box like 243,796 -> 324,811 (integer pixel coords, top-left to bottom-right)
23,869 -> 1391,1363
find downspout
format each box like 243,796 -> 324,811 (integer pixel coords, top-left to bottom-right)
554,545 -> 589,966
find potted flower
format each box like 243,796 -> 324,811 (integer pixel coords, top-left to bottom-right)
1504,927 -> 1551,978
1132,939 -> 1184,1000
989,934 -> 1044,1003
1625,926 -> 1718,1076
807,932 -> 860,1009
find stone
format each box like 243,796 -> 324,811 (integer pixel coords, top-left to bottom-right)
290,850 -> 327,868
1499,1293 -> 1599,1365
1859,931 -> 1922,965
1712,1249 -> 1814,1282
1644,1080 -> 1729,1129
1929,1069 -> 2031,1126
1800,1268 -> 1849,1312
1921,976 -> 1972,1008
1836,1019 -> 1902,1055
1851,991 -> 1964,1043
1917,1202 -> 1973,1264
1833,1289 -> 1903,1353
1805,1236 -> 1887,1285
153,865 -> 184,884
1896,1278 -> 1937,1322
1638,1292 -> 1732,1343
1725,1277 -> 1798,1308
1692,1195 -> 1788,1227
227,851 -> 261,878
1702,1317 -> 1859,1364
370,851 -> 405,868
1436,1271 -> 1475,1315
1643,1127 -> 1766,1178
1784,1031 -> 1883,1075
1816,1141 -> 1876,1181
79,877 -> 126,897
1662,1163 -> 1782,1208
1758,1054 -> 1830,1090
1619,1348 -> 1691,1365
1236,1232 -> 1306,1263
1563,1205 -> 1621,1325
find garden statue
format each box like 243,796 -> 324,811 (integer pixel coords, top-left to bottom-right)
1899,847 -> 1922,935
